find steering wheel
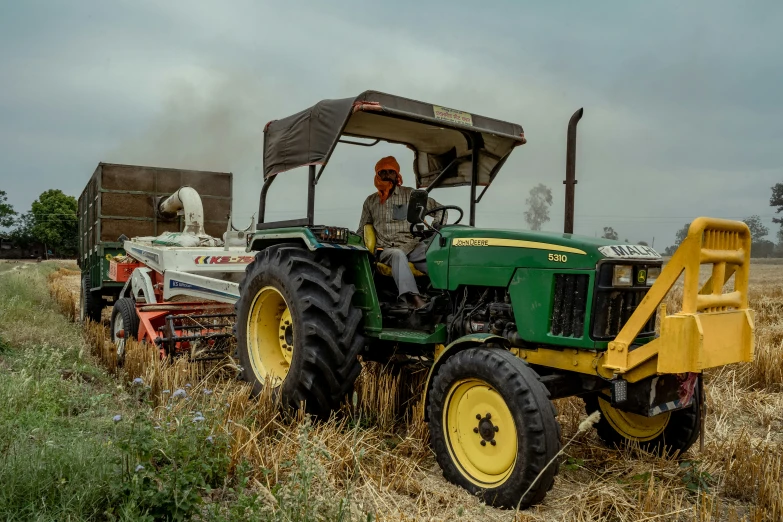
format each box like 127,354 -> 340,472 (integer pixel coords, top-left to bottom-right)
409,205 -> 464,238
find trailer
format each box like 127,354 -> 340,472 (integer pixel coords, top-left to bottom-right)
77,163 -> 233,322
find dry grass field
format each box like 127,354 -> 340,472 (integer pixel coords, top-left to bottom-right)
5,259 -> 781,521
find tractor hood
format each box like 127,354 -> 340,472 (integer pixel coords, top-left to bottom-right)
440,226 -> 661,269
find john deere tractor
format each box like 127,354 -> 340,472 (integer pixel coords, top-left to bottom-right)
235,91 -> 754,508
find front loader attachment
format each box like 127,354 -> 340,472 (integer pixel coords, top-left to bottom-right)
604,217 -> 754,377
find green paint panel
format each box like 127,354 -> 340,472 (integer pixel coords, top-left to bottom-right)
429,226 -> 612,291
508,267 -> 597,349
424,238 -> 449,289
349,252 -> 383,333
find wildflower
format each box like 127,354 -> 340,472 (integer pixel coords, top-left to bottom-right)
154,425 -> 162,430
162,390 -> 171,394
112,415 -> 122,423
132,377 -> 143,386
185,383 -> 192,389
203,389 -> 213,395
193,415 -> 206,423
172,389 -> 187,399
135,464 -> 145,472
195,411 -> 203,417
206,436 -> 214,444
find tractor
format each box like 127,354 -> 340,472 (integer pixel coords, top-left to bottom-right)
234,91 -> 755,508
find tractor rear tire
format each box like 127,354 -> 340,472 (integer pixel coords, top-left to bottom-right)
110,298 -> 139,366
583,380 -> 701,456
80,274 -> 103,324
427,347 -> 561,509
235,243 -> 365,419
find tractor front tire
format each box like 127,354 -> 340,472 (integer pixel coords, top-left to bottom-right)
235,243 -> 364,419
427,347 -> 561,509
110,298 -> 139,366
80,274 -> 103,324
583,381 -> 701,456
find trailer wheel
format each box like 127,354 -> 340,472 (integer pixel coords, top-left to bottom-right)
235,244 -> 364,418
583,381 -> 701,456
110,298 -> 140,366
427,347 -> 561,509
79,274 -> 103,323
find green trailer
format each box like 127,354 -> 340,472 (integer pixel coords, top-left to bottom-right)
77,163 -> 233,322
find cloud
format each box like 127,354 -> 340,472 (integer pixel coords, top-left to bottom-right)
1,0 -> 781,247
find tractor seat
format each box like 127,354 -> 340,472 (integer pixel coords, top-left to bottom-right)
363,224 -> 426,277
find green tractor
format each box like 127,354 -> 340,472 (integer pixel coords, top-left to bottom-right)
235,91 -> 755,508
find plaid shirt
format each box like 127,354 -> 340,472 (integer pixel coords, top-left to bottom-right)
357,186 -> 445,255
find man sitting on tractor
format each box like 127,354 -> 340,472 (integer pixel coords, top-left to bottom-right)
357,156 -> 444,310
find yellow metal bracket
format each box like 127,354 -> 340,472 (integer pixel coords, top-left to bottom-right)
604,217 -> 755,375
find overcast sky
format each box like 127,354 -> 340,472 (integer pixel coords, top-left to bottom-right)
1,1 -> 781,247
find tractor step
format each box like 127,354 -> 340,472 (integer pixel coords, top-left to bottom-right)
368,324 -> 447,344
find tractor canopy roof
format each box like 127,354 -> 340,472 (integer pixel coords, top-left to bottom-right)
262,91 -> 526,189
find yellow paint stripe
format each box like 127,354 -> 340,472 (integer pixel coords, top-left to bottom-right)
452,237 -> 586,255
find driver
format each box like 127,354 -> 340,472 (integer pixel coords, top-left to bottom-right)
357,156 -> 445,310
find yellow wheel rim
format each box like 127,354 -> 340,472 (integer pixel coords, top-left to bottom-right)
246,286 -> 294,386
598,396 -> 670,441
444,378 -> 518,487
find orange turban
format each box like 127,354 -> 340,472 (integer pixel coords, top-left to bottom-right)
374,156 -> 403,204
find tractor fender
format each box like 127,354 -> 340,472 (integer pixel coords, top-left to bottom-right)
249,232 -> 319,252
249,232 -> 370,254
422,333 -> 513,421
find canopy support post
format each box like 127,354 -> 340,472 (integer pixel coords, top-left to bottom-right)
257,176 -> 276,226
307,164 -> 316,226
469,135 -> 479,227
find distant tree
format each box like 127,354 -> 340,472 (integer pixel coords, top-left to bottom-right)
29,190 -> 78,256
9,212 -> 36,247
0,190 -> 16,229
751,240 -> 775,258
664,223 -> 691,256
524,184 -> 553,231
771,183 -> 783,224
601,227 -> 618,240
637,241 -> 649,246
772,184 -> 783,256
742,215 -> 769,242
776,228 -> 783,257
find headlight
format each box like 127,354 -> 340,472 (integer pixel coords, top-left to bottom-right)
612,265 -> 633,287
646,267 -> 661,286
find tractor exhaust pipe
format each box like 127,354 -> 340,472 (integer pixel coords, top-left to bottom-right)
564,108 -> 583,235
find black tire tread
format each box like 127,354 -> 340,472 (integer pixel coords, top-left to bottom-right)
80,274 -> 102,323
110,298 -> 140,366
427,347 -> 561,509
583,381 -> 701,456
235,244 -> 364,418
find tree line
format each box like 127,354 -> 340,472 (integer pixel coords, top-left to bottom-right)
523,182 -> 783,257
0,189 -> 78,257
2,181 -> 782,259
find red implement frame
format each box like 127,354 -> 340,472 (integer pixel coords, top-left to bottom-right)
135,302 -> 236,359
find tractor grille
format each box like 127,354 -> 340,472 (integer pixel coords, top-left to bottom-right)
591,289 -> 657,340
590,262 -> 659,340
550,274 -> 589,337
